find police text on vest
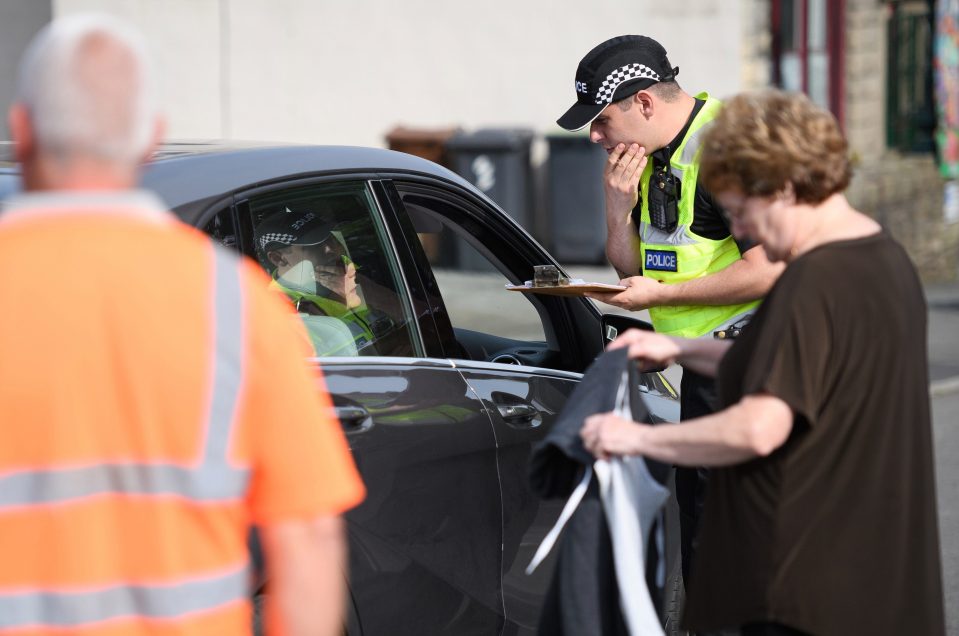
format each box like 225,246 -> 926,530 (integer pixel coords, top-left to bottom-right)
644,249 -> 678,272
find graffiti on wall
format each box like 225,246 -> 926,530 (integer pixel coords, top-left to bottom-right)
936,0 -> 959,178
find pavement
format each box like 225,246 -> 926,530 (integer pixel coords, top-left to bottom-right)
926,282 -> 959,397
565,265 -> 959,397
933,392 -> 959,635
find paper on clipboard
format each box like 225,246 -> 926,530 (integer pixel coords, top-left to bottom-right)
506,279 -> 627,296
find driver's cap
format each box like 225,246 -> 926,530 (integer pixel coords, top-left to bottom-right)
254,207 -> 333,254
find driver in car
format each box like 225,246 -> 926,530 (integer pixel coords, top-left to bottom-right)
254,208 -> 382,354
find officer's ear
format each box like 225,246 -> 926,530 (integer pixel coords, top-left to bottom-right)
635,90 -> 655,119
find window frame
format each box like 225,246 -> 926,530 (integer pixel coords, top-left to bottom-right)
770,0 -> 846,123
385,176 -> 594,372
886,0 -> 937,153
230,175 -> 427,359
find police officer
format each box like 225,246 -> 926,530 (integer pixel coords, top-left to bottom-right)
254,208 -> 386,354
556,35 -> 784,588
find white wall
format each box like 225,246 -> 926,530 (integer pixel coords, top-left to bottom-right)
53,0 -> 745,147
0,1 -> 52,123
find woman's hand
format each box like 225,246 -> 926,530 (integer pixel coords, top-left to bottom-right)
580,412 -> 647,460
607,328 -> 682,370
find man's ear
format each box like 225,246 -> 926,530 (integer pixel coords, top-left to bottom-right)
8,103 -> 35,163
635,90 -> 654,118
139,115 -> 165,164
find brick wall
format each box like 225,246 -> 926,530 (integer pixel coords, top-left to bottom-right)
740,0 -> 772,90
741,0 -> 958,281
844,0 -> 887,160
843,0 -> 959,281
847,154 -> 959,281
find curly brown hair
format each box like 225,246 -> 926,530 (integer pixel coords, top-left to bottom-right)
699,90 -> 851,204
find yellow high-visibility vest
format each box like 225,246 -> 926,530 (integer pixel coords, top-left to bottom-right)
637,93 -> 760,338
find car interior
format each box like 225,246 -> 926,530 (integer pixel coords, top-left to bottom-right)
398,191 -> 570,369
239,181 -> 421,359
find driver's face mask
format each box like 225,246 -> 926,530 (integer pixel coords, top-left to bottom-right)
278,258 -> 317,294
648,160 -> 681,233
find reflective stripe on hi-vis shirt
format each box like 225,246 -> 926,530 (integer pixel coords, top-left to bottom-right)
0,244 -> 251,629
0,564 -> 248,629
0,246 -> 249,509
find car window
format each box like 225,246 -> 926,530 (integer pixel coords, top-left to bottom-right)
395,187 -> 546,344
431,231 -> 545,343
202,211 -> 237,249
239,181 -> 418,358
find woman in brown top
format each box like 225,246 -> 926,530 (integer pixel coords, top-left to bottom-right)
580,90 -> 944,636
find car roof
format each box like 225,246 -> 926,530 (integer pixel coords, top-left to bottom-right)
0,141 -> 486,219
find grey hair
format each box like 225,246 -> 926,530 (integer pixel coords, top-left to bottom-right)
15,14 -> 158,164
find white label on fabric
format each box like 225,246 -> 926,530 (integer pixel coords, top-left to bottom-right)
525,465 -> 593,576
595,371 -> 668,636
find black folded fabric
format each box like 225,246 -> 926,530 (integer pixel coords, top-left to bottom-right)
536,480 -> 631,636
528,347 -> 672,635
529,348 -> 659,499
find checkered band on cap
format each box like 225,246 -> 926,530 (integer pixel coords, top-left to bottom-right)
594,63 -> 661,104
258,232 -> 296,250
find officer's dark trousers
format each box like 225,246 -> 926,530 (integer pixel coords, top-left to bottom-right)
676,368 -> 718,584
678,370 -> 802,636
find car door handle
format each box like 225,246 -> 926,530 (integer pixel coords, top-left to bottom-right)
490,391 -> 542,428
334,405 -> 373,433
497,403 -> 539,420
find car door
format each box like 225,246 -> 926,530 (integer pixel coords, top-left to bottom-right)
203,177 -> 508,635
384,178 -> 683,634
384,179 -> 598,633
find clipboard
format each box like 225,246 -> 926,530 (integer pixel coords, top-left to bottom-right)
506,281 -> 627,296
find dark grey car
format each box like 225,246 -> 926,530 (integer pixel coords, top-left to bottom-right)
0,143 -> 682,635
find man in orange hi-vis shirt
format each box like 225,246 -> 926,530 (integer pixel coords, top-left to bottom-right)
0,14 -> 365,636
